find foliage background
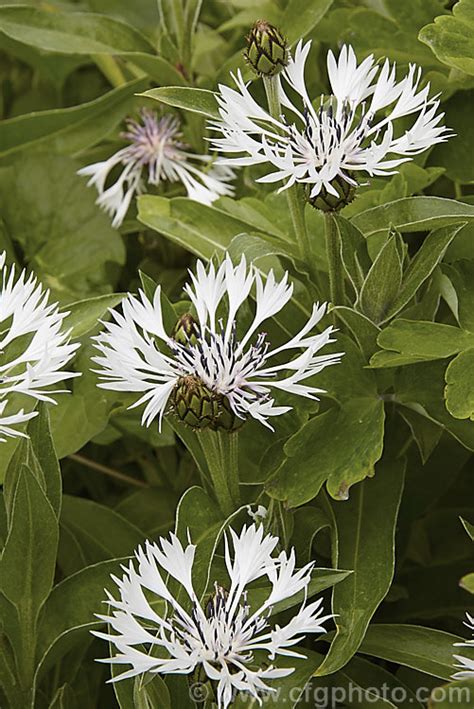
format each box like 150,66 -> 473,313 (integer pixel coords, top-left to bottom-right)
0,0 -> 473,707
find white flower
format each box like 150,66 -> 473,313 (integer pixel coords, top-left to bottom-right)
210,41 -> 452,201
0,252 -> 79,442
94,524 -> 332,708
78,110 -> 235,228
247,504 -> 268,522
93,255 -> 342,431
453,613 -> 474,679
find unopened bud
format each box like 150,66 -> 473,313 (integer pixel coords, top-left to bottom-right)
245,20 -> 288,78
172,313 -> 199,347
172,376 -> 220,429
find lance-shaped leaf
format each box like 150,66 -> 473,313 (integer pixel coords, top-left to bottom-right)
35,558 -> 128,681
384,223 -> 464,320
282,0 -> 334,44
357,625 -> 464,680
359,231 -> 403,324
0,466 -> 59,684
137,196 -> 255,259
62,293 -> 126,339
352,197 -> 474,237
0,79 -> 147,160
315,456 -> 405,676
139,86 -> 219,118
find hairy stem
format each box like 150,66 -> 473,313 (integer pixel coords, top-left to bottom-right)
324,211 -> 345,317
199,430 -> 240,517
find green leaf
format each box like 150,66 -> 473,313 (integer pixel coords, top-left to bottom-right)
0,466 -> 58,614
384,224 -> 464,320
461,517 -> 474,541
314,654 -> 422,708
36,558 -> 127,679
137,196 -> 253,259
174,486 -> 225,602
332,306 -> 380,360
282,0 -> 334,45
26,403 -> 61,518
139,86 -> 219,119
352,197 -> 474,237
373,320 -> 474,366
246,569 -> 352,620
315,457 -> 405,676
460,572 -> 474,594
0,153 -> 125,304
396,360 -> 474,451
428,678 -> 474,708
0,466 -> 58,690
419,0 -> 474,75
358,625 -> 464,680
59,495 -> 144,565
49,348 -> 114,458
233,649 -> 325,708
267,399 -> 385,505
445,348 -> 474,420
63,293 -> 126,339
0,6 -> 154,55
48,684 -> 76,709
399,407 -> 443,464
449,260 -> 474,333
335,215 -> 371,294
359,232 -> 403,324
267,338 -> 385,504
430,91 -> 474,183
133,675 -> 171,709
0,79 -> 147,160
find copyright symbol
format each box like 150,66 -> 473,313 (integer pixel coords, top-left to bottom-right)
189,682 -> 209,703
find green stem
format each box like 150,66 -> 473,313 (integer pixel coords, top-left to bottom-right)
199,430 -> 240,517
324,211 -> 345,317
92,54 -> 127,87
263,76 -> 313,269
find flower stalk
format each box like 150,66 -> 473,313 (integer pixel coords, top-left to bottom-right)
324,212 -> 345,317
200,429 -> 240,516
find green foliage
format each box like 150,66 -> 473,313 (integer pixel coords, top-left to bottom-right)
0,0 -> 473,707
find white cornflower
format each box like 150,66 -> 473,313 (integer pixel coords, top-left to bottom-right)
93,255 -> 341,431
78,110 -> 235,228
453,613 -> 474,679
210,41 -> 452,201
0,252 -> 79,442
94,524 -> 332,707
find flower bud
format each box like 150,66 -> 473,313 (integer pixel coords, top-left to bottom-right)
172,313 -> 199,347
171,375 -> 244,432
306,174 -> 356,213
245,20 -> 288,77
172,376 -> 220,429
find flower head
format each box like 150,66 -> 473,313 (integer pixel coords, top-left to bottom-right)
94,524 -> 332,708
93,255 -> 341,431
210,42 -> 452,208
0,252 -> 79,442
78,110 -> 235,228
453,613 -> 474,679
245,20 -> 288,77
